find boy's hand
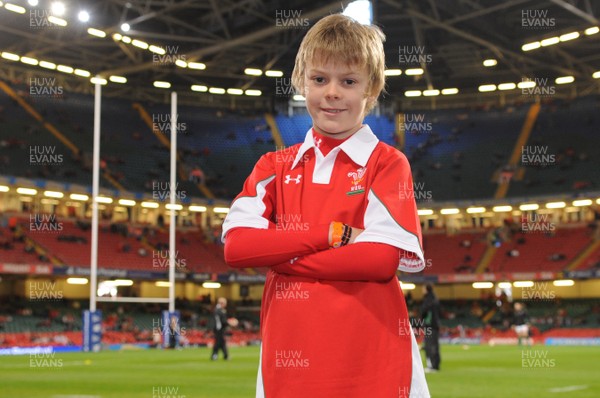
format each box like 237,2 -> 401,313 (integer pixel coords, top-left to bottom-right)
329,222 -> 364,246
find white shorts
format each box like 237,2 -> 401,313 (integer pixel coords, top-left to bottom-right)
515,324 -> 529,336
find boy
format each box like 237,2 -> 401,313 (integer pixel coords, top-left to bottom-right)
222,14 -> 429,397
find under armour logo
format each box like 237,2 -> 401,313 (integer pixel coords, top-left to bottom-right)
284,174 -> 302,184
314,137 -> 322,148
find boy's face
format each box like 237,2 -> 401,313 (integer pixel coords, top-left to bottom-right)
304,59 -> 372,139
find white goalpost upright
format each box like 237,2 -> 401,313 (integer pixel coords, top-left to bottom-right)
83,82 -> 179,351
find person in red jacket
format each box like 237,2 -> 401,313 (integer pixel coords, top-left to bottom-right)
222,13 -> 429,398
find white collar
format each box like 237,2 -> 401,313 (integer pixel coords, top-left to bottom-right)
291,125 -> 379,169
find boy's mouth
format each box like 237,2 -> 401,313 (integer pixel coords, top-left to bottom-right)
321,108 -> 345,114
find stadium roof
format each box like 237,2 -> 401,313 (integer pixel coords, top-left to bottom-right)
0,0 -> 599,110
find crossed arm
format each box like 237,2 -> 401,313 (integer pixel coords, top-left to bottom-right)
224,225 -> 400,282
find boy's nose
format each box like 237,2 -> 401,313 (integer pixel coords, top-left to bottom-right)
325,83 -> 340,99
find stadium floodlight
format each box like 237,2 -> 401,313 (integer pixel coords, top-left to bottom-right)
227,88 -> 244,95
90,77 -> 107,85
498,82 -> 517,90
112,279 -> 134,286
132,39 -> 149,49
0,185 -> 9,192
1,52 -> 19,61
597,198 -> 600,205
423,89 -> 440,96
265,70 -> 283,77
493,205 -> 513,212
191,85 -> 208,92
189,205 -> 207,212
112,33 -> 123,41
50,1 -> 65,15
513,281 -> 534,288
559,32 -> 579,42
39,60 -> 57,69
70,193 -> 89,201
78,10 -> 90,23
155,281 -> 171,287
441,88 -> 458,95
472,282 -> 494,289
175,60 -> 188,68
202,282 -> 222,289
109,75 -> 127,84
440,208 -> 460,215
521,41 -> 541,51
466,207 -> 485,214
28,0 -> 39,6
593,71 -> 600,79
404,90 -> 421,97
245,89 -> 262,96
384,69 -> 402,76
209,87 -> 225,94
4,3 -> 26,13
399,282 -> 416,290
555,76 -> 574,84
44,191 -> 64,198
292,94 -> 305,101
483,59 -> 497,67
517,80 -> 536,89
165,204 -> 183,210
39,198 -> 58,205
405,68 -> 424,76
153,81 -> 171,89
67,277 -> 88,285
545,201 -> 566,209
478,84 -> 496,92
121,36 -> 131,43
187,62 -> 206,70
95,196 -> 113,204
540,36 -> 559,47
213,207 -> 230,213
57,65 -> 74,74
141,201 -> 159,208
20,56 -> 38,65
244,68 -> 263,76
572,199 -> 592,207
585,26 -> 599,35
149,45 -> 165,55
74,69 -> 90,77
118,199 -> 136,206
121,23 -> 130,32
48,16 -> 67,26
87,28 -> 105,38
519,203 -> 539,211
417,209 -> 434,216
553,280 -> 574,287
498,282 -> 512,289
16,188 -> 37,195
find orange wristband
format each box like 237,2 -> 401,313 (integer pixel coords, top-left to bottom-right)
330,221 -> 344,248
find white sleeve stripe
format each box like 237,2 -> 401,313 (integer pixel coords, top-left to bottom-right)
354,190 -> 425,272
221,175 -> 275,243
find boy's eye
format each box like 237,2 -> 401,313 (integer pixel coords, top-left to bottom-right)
344,79 -> 356,85
313,77 -> 325,84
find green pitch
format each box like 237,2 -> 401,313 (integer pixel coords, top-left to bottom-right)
1,345 -> 598,397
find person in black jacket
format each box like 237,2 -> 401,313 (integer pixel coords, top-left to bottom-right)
421,284 -> 441,372
211,297 -> 229,360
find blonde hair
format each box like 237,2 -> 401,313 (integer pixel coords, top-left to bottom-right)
291,14 -> 386,114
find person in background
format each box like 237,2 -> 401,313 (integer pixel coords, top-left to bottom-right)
421,283 -> 441,373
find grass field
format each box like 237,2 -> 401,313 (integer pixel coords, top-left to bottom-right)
1,345 -> 599,397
